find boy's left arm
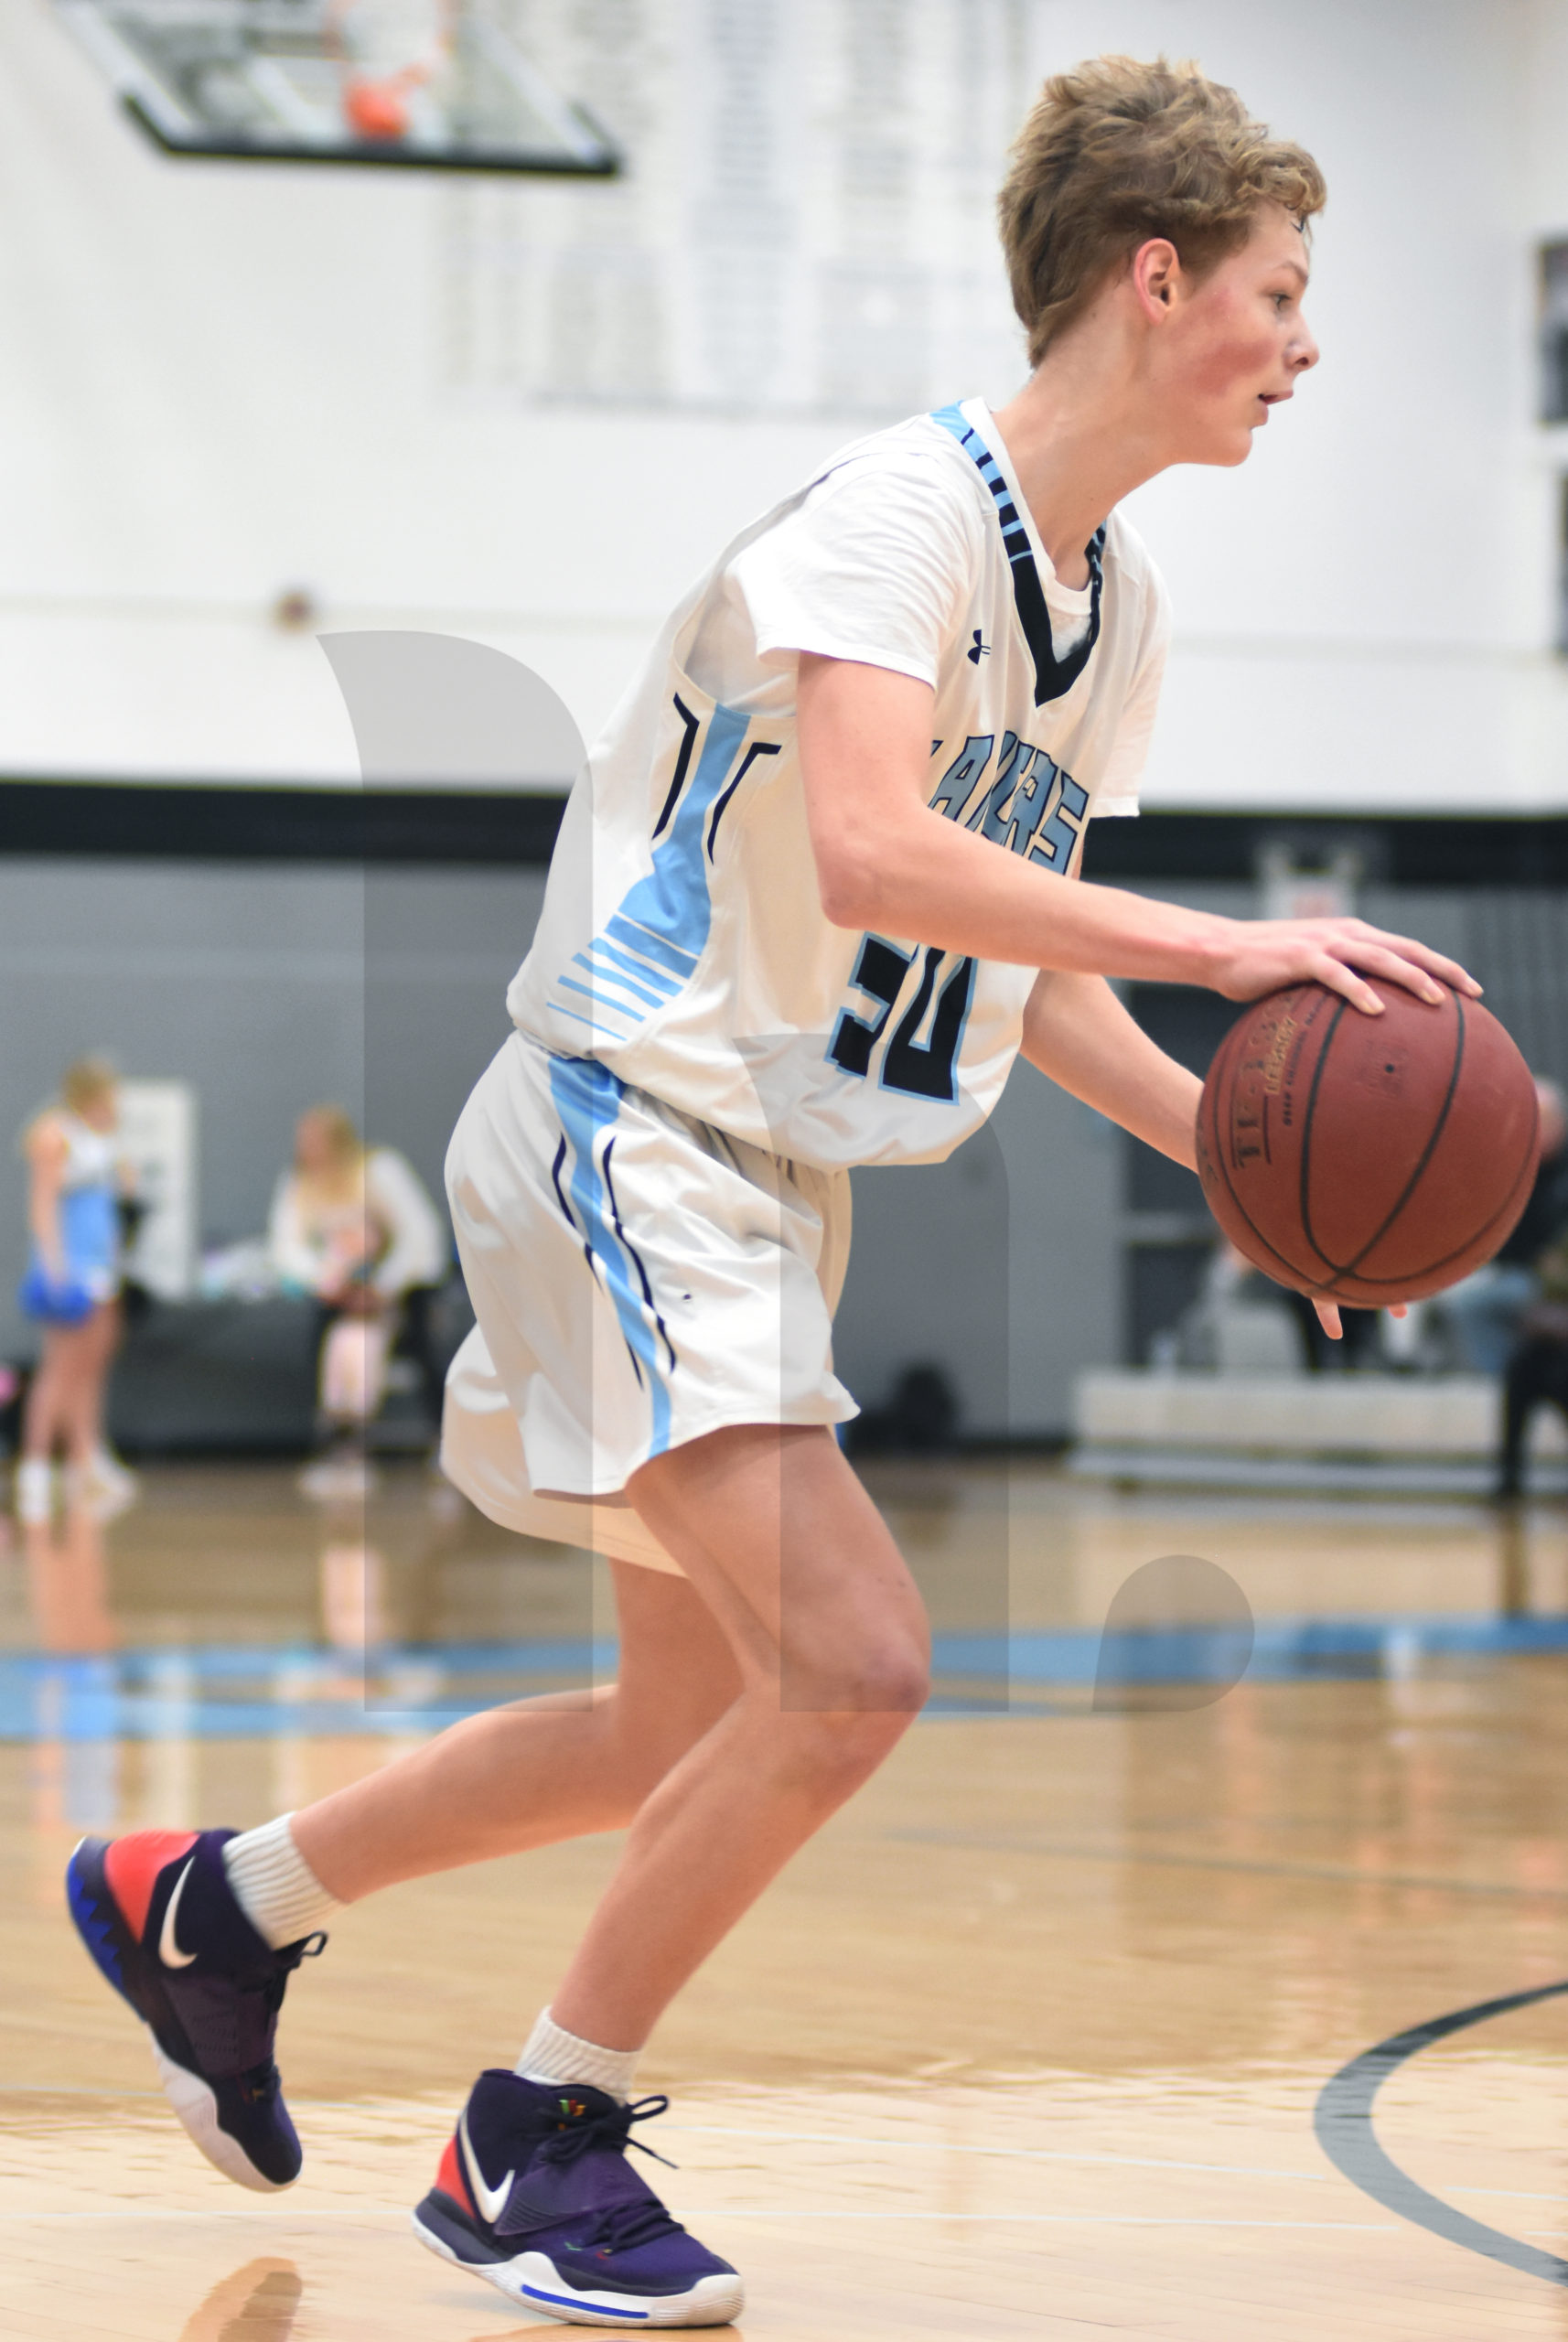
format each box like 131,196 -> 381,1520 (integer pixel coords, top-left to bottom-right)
1020,968 -> 1348,1338
1021,966 -> 1199,1169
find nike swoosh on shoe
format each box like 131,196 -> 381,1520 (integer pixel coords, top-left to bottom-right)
459,2108 -> 514,2225
158,1859 -> 199,1970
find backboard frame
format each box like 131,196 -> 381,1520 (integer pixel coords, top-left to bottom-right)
59,0 -> 622,176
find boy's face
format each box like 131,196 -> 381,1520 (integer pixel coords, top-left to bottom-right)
1158,203 -> 1320,467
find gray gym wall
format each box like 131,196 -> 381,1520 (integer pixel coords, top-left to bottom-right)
0,854 -> 1554,1438
0,858 -> 534,1368
0,852 -> 1115,1436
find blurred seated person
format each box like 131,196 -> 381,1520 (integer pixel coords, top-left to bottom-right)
1496,1234 -> 1568,1501
1184,1239 -> 1383,1373
1444,1079 -> 1568,1376
268,1106 -> 448,1492
1281,1287 -> 1383,1373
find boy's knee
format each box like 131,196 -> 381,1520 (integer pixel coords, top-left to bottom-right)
780,1632 -> 931,1736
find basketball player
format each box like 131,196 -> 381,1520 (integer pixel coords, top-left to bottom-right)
68,58 -> 1478,2329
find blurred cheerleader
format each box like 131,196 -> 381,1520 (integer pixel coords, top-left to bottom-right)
15,1057 -> 136,1523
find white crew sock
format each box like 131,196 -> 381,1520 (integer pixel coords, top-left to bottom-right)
15,1459 -> 53,1523
518,2006 -> 642,2103
221,1814 -> 340,1950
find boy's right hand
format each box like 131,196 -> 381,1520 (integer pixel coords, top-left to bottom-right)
1207,917 -> 1481,1016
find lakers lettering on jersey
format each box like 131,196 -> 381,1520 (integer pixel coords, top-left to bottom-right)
510,396 -> 1171,1171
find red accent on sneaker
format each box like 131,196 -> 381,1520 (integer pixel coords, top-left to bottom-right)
436,2132 -> 477,2219
102,1831 -> 200,1939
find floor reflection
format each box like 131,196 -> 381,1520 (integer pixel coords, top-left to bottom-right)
21,1505 -> 117,1655
177,2259 -> 302,2342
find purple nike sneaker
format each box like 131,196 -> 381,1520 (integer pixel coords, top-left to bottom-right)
412,2068 -> 743,2327
66,1827 -> 325,2191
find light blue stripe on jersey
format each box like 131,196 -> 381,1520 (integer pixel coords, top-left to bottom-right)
585,939 -> 682,997
604,915 -> 699,979
553,1004 -> 631,1041
612,702 -> 750,965
548,1054 -> 672,1458
550,704 -> 749,1035
557,974 -> 641,1020
571,951 -> 668,1011
930,403 -> 1032,574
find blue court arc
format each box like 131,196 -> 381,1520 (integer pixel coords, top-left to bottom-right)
10,1611 -> 1568,1740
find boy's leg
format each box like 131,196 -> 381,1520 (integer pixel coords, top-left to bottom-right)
63,1556 -> 744,2194
278,1420 -> 924,2038
549,1420 -> 929,2048
406,1421 -> 920,2327
292,1559 -> 743,1897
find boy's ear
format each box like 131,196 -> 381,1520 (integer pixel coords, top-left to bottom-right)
1131,238 -> 1181,318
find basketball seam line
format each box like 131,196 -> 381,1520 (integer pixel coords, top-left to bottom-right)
1206,993 -> 1532,1300
1207,992 -> 1340,1292
1307,994 -> 1467,1284
1320,1119 -> 1540,1287
1296,993 -> 1350,1283
1204,1015 -> 1307,1285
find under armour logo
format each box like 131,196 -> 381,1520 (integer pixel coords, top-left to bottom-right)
967,629 -> 989,664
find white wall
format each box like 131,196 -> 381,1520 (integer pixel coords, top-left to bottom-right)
3,0 -> 1568,804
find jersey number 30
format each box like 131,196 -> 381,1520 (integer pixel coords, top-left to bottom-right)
828,939 -> 976,1103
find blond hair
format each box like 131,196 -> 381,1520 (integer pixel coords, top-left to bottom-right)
294,1101 -> 367,1211
298,1103 -> 363,1169
60,1056 -> 117,1116
998,56 -> 1326,365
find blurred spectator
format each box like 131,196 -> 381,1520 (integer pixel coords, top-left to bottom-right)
1446,1079 -> 1568,1376
268,1106 -> 447,1494
1495,1233 -> 1568,1501
1282,1288 -> 1384,1373
14,1057 -> 138,1523
1171,1239 -> 1384,1375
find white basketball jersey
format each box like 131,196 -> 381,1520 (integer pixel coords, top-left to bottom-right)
509,398 -> 1169,1170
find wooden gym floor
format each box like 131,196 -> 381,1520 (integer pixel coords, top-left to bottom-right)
4,1460 -> 1568,2337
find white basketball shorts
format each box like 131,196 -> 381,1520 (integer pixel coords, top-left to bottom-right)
440,1032 -> 856,1574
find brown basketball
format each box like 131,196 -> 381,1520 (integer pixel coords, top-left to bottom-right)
1195,983 -> 1540,1305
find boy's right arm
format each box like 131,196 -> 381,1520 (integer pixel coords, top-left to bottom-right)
797,656 -> 1477,1012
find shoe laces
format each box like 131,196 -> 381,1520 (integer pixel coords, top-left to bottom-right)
234,1933 -> 327,2100
537,2093 -> 685,2253
537,2092 -> 677,2176
277,1929 -> 329,1974
255,1928 -> 328,2006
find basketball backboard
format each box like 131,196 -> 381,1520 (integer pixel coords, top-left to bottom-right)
57,0 -> 620,174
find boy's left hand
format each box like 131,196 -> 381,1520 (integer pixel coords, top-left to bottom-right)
1314,1300 -> 1408,1341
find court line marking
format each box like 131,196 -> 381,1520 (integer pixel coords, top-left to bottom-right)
0,2208 -> 1405,2229
889,1826 -> 1568,1901
3,2092 -> 1558,2206
1316,1975 -> 1568,2288
668,2122 -> 1565,2204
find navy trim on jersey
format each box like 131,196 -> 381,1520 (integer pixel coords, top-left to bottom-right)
652,695 -> 700,841
930,403 -> 1106,708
